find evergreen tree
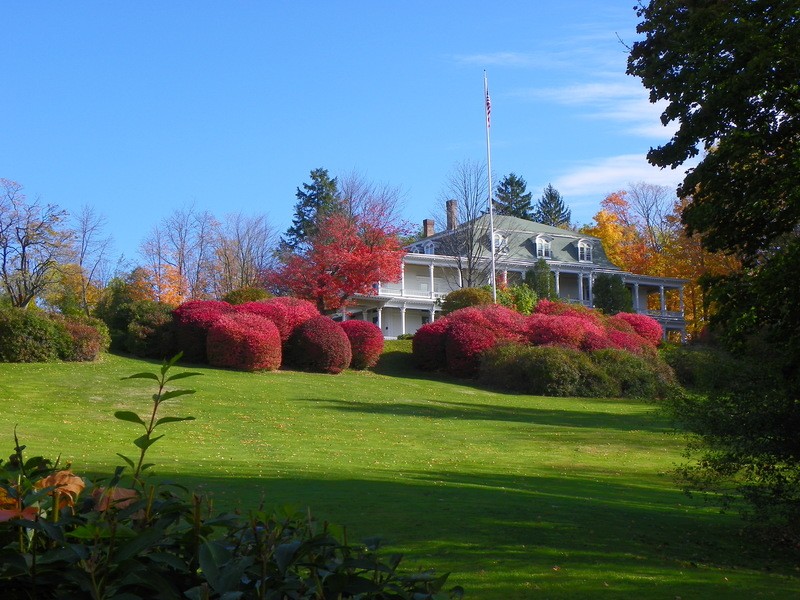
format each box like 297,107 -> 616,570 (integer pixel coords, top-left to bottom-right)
280,168 -> 340,251
532,184 -> 571,228
592,273 -> 633,315
494,173 -> 533,220
525,259 -> 556,301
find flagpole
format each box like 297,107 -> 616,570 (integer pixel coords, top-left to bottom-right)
484,71 -> 497,303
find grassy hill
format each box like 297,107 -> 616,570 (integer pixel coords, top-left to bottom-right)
0,342 -> 797,599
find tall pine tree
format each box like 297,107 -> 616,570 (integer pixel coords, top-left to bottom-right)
494,173 -> 533,220
532,184 -> 571,228
281,168 -> 340,252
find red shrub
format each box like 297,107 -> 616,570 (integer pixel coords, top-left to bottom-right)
606,328 -> 655,357
446,304 -> 526,343
612,312 -> 663,347
172,300 -> 235,363
207,313 -> 281,371
525,313 -> 604,350
340,320 -> 383,369
445,319 -> 501,377
534,298 -> 604,327
412,319 -> 450,371
237,297 -> 320,343
286,316 -> 352,374
62,320 -> 105,361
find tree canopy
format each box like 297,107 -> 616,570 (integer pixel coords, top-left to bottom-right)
494,173 -> 533,220
532,184 -> 571,228
281,168 -> 340,252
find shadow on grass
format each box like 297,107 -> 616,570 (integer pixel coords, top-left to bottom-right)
295,396 -> 670,433
152,468 -> 799,600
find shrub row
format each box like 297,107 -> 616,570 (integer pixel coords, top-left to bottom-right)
412,300 -> 673,398
145,298 -> 385,374
0,307 -> 109,362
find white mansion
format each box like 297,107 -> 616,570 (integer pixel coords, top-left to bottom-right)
344,211 -> 686,341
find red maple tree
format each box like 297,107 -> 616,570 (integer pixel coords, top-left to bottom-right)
267,213 -> 405,312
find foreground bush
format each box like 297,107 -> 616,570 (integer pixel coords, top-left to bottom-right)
237,296 -> 320,343
0,307 -> 71,362
286,315 -> 352,373
412,319 -> 449,371
340,320 -> 384,369
207,312 -> 282,371
440,287 -> 492,315
0,357 -> 461,599
172,300 -> 235,363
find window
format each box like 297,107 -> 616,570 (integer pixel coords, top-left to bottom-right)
578,239 -> 593,262
535,235 -> 552,259
423,241 -> 435,255
489,231 -> 509,254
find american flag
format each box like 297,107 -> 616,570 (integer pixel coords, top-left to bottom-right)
485,90 -> 491,128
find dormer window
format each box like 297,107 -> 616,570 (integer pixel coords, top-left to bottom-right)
535,235 -> 552,259
423,241 -> 436,255
491,231 -> 509,254
577,239 -> 593,262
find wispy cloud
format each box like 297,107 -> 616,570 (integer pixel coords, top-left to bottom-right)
554,153 -> 693,199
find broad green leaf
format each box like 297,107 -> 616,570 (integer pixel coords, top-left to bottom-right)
165,371 -> 203,383
122,372 -> 160,382
114,411 -> 146,426
158,389 -> 196,402
155,415 -> 195,426
134,434 -> 164,450
116,453 -> 135,469
113,526 -> 167,562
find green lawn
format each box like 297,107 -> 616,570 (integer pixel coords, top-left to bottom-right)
1,342 -> 798,598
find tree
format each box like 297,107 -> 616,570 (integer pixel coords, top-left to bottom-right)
212,212 -> 275,296
70,205 -> 113,316
592,273 -> 633,315
494,173 -> 533,220
434,160 -> 495,288
280,168 -> 340,252
0,179 -> 72,308
628,0 -> 800,537
525,259 -> 556,301
532,184 -> 571,228
267,213 -> 405,312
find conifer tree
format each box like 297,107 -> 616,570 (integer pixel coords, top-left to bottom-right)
494,173 -> 533,220
532,184 -> 571,228
280,168 -> 340,252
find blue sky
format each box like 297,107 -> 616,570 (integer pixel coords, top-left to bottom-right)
2,1 -> 687,262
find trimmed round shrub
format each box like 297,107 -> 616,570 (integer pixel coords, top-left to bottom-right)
172,300 -> 235,363
440,287 -> 492,315
411,319 -> 449,371
442,304 -> 527,377
222,287 -> 272,305
286,316 -> 352,374
340,320 -> 383,369
0,308 -> 71,362
612,312 -> 663,347
237,297 -> 319,343
534,298 -> 605,326
606,328 -> 655,357
207,312 -> 281,371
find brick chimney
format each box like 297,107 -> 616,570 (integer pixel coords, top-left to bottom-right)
446,199 -> 458,230
422,219 -> 435,238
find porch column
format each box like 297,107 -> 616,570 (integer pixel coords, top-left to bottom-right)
554,270 -> 560,296
578,273 -> 584,304
502,270 -> 508,286
429,263 -> 435,299
588,274 -> 594,307
659,285 -> 666,315
429,306 -> 436,323
633,282 -> 640,313
400,265 -> 405,296
457,268 -> 463,288
376,307 -> 383,332
400,305 -> 407,335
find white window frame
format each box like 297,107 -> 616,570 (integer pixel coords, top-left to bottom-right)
535,235 -> 552,259
577,239 -> 593,262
